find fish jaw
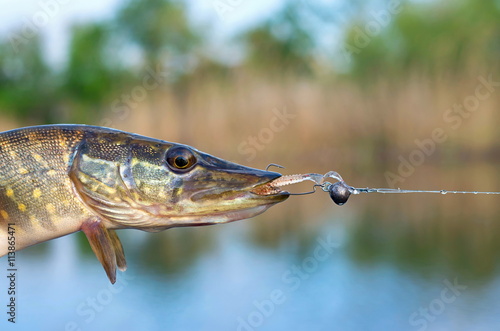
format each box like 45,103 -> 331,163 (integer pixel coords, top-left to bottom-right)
160,153 -> 291,228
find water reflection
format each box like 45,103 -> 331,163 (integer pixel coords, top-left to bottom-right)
2,163 -> 500,330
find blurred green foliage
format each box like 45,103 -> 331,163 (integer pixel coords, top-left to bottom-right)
239,2 -> 316,77
344,0 -> 500,79
116,0 -> 200,67
0,0 -> 499,122
0,35 -> 55,122
62,23 -> 132,123
0,0 -> 200,124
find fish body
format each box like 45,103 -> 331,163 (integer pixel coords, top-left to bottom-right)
0,125 -> 289,282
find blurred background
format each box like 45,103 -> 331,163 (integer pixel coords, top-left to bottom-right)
1,0 -> 500,330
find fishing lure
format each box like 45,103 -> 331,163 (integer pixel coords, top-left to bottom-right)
264,168 -> 500,206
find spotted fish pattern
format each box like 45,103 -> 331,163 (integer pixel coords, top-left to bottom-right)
0,126 -> 88,249
0,125 -> 287,283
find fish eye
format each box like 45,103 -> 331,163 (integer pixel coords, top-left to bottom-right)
166,147 -> 197,172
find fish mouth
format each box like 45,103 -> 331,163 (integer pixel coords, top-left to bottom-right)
173,172 -> 291,226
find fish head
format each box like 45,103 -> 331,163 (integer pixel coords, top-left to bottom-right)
71,137 -> 290,231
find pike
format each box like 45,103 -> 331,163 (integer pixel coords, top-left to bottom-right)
0,125 -> 300,283
3,126 -> 496,284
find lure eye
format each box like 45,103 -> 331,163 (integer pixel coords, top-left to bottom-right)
166,147 -> 197,172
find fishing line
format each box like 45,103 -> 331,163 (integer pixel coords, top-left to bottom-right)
281,170 -> 500,205
347,187 -> 500,195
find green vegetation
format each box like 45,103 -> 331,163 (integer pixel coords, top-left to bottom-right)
0,0 -> 498,121
239,2 -> 316,77
344,0 -> 500,79
0,35 -> 54,122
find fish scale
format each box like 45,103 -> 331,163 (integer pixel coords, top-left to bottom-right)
0,127 -> 86,238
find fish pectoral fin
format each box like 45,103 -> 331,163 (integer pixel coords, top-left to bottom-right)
109,229 -> 127,272
81,220 -> 127,284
